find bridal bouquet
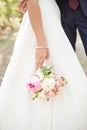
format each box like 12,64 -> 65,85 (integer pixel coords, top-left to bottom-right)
27,66 -> 67,100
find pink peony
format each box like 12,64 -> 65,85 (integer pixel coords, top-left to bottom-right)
27,76 -> 41,93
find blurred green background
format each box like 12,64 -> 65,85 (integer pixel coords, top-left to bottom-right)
0,0 -> 87,84
0,0 -> 22,30
0,0 -> 22,82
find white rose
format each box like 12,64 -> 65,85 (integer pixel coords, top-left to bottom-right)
48,78 -> 56,89
42,78 -> 49,91
42,78 -> 56,91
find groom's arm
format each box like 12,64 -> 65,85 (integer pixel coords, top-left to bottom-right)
18,0 -> 27,14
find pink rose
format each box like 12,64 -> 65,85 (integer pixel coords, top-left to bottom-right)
48,90 -> 55,98
56,76 -> 63,88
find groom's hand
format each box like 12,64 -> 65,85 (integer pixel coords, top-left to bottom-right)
18,0 -> 27,14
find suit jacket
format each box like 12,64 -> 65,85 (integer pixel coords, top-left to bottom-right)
80,0 -> 87,17
56,0 -> 87,17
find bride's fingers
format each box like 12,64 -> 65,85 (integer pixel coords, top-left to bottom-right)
35,59 -> 39,69
23,4 -> 28,12
46,52 -> 49,59
38,59 -> 45,68
35,58 -> 45,69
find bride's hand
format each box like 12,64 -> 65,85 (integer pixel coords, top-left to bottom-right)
35,47 -> 49,69
18,0 -> 27,14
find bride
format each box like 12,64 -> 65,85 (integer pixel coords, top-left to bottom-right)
0,0 -> 87,130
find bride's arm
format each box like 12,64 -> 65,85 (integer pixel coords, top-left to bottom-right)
28,0 -> 47,45
27,0 -> 49,68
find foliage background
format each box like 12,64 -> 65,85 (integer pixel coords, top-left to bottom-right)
0,0 -> 22,83
0,0 -> 22,30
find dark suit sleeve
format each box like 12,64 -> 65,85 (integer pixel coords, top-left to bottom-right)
56,0 -> 62,8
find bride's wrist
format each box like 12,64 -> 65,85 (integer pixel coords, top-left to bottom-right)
36,43 -> 48,49
36,45 -> 48,49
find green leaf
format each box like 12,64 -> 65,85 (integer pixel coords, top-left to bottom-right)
32,93 -> 39,100
41,66 -> 53,76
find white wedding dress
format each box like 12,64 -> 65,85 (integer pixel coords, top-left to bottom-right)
0,0 -> 87,130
